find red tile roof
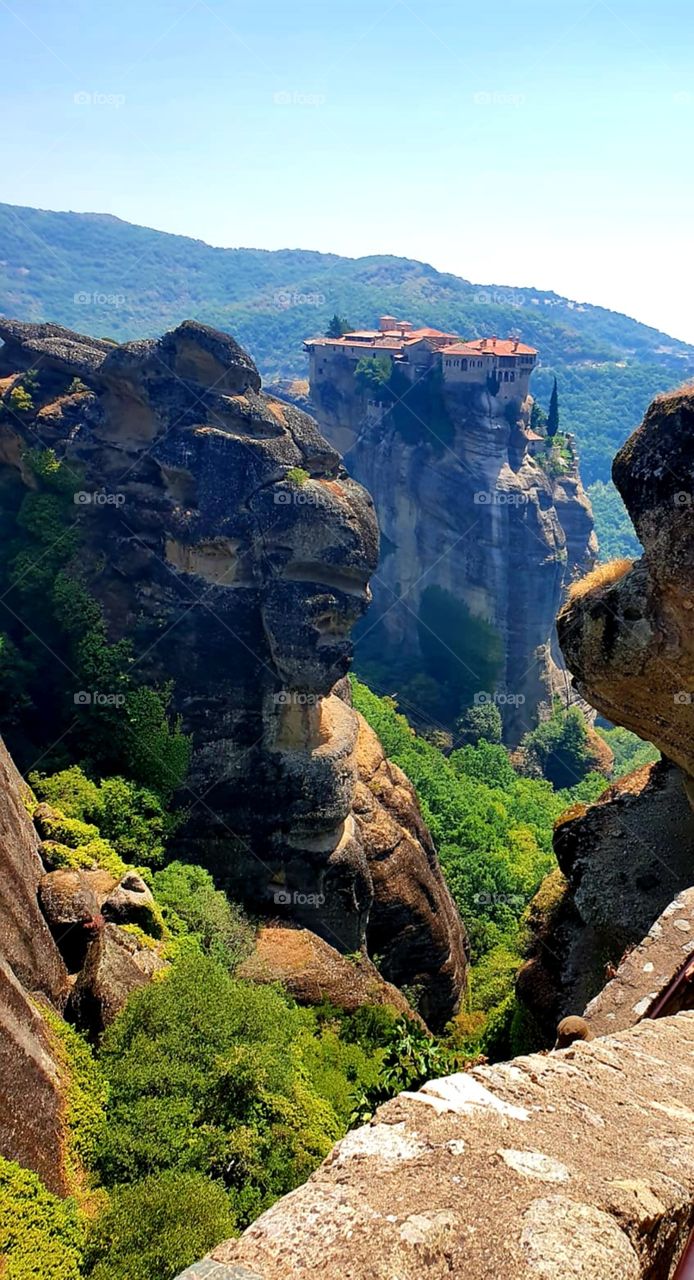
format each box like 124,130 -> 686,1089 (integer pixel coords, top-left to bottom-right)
443,338 -> 537,357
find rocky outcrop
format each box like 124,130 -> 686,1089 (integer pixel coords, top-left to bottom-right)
68,923 -> 166,1039
238,924 -> 422,1023
0,958 -> 67,1196
0,318 -> 468,1025
308,377 -> 597,745
0,740 -> 69,1191
583,887 -> 694,1037
558,384 -> 694,785
197,1011 -> 694,1280
517,760 -> 694,1044
519,384 -> 694,1039
352,712 -> 468,1028
0,741 -> 67,1006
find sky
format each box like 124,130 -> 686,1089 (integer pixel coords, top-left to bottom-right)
2,0 -> 694,340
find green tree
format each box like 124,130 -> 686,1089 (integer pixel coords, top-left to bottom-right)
547,376 -> 560,437
83,1172 -> 236,1280
325,313 -> 351,338
522,702 -> 598,789
455,703 -> 503,746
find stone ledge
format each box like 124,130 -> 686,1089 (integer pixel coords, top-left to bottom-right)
198,1012 -> 694,1280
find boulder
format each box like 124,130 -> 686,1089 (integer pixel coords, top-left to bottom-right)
238,924 -> 422,1024
68,923 -> 166,1039
204,1012 -> 694,1280
101,871 -> 162,936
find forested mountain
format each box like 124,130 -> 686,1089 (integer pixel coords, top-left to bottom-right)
2,200 -> 692,552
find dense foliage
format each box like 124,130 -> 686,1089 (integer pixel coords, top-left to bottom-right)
0,447 -> 190,798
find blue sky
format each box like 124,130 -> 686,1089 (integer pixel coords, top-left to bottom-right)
2,0 -> 694,339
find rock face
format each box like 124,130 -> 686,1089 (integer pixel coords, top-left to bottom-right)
352,712 -> 468,1027
0,741 -> 67,1005
202,1011 -> 694,1280
307,376 -> 597,745
517,760 -> 694,1044
558,384 -> 694,785
0,740 -> 69,1192
519,384 -> 694,1041
583,886 -> 694,1037
0,318 -> 468,1025
238,924 -> 422,1023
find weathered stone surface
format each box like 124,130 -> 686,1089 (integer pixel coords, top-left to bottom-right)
0,318 -> 468,1024
352,712 -> 468,1029
238,924 -> 422,1023
0,956 -> 67,1196
558,384 -> 694,784
101,871 -> 162,935
39,869 -> 105,972
204,1013 -> 694,1279
0,739 -> 67,1004
584,887 -> 694,1037
68,922 -> 166,1038
307,372 -> 597,745
518,760 -> 694,1043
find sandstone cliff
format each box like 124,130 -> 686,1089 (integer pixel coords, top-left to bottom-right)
0,317 -> 468,1027
519,382 -> 694,1040
307,376 -> 597,744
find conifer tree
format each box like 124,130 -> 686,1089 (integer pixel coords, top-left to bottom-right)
547,376 -> 560,437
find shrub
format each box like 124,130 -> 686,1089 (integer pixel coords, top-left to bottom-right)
83,1172 -> 236,1280
0,1157 -> 84,1280
40,1004 -> 108,1192
522,702 -> 603,790
152,861 -> 255,969
30,766 -> 176,866
95,955 -> 343,1223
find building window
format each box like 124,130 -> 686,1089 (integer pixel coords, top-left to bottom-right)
462,360 -> 467,371
510,371 -> 515,381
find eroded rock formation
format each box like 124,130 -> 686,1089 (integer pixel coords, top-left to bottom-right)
517,760 -> 694,1044
0,318 -> 468,1025
520,383 -> 694,1041
306,373 -> 597,744
198,1011 -> 694,1280
558,384 -> 694,784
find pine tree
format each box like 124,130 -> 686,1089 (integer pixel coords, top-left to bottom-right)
326,313 -> 350,338
547,376 -> 559,437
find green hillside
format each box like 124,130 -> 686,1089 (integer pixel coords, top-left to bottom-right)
2,201 -> 692,548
